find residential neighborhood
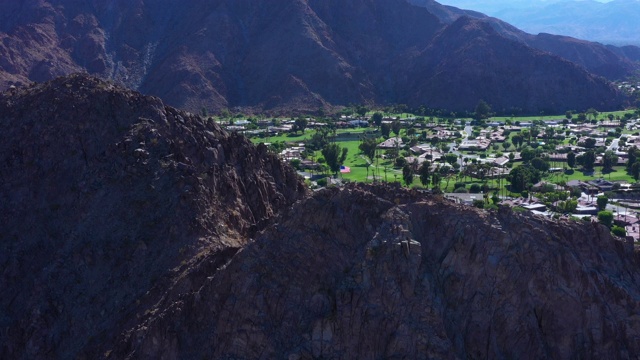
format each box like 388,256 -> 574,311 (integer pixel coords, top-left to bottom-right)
220,106 -> 640,241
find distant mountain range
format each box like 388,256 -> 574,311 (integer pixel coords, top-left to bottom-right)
427,0 -> 551,14
410,0 -> 640,78
490,0 -> 640,46
0,0 -> 637,115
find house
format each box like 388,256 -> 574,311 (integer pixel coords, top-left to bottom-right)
523,203 -> 547,211
532,181 -> 563,192
567,180 -> 599,194
601,121 -> 621,128
507,152 -> 523,161
256,119 -> 273,127
405,156 -> 428,166
548,153 -> 568,162
445,193 -> 484,206
587,179 -> 615,192
233,119 -> 251,126
307,121 -> 328,128
410,144 -> 435,155
577,137 -> 606,148
420,150 -> 443,162
492,156 -> 510,167
280,146 -> 305,160
574,205 -> 598,215
626,136 -> 640,146
504,125 -> 523,131
300,159 -> 321,170
348,120 -> 369,127
489,130 -> 506,142
459,139 -> 491,150
555,145 -> 585,153
378,137 -> 403,149
568,125 -> 597,135
426,130 -> 457,141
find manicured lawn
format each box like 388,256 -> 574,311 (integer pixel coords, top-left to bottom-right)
249,127 -> 373,145
336,140 -> 373,183
243,112 -> 640,190
310,139 -> 404,183
548,166 -> 635,183
251,132 -> 310,144
490,115 -> 552,122
488,109 -> 634,122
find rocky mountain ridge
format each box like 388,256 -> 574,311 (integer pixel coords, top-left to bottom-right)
0,74 -> 306,358
110,184 -> 640,359
2,75 -> 640,358
0,0 -> 633,114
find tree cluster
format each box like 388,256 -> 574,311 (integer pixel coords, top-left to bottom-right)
508,165 -> 541,193
321,143 -> 348,175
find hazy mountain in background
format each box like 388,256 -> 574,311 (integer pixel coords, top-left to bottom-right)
430,0 -> 552,13
435,0 -> 614,13
0,0 -> 634,115
437,0 -> 640,46
410,0 -> 640,81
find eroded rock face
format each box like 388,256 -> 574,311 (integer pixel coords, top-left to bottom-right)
111,184 -> 640,359
0,74 -> 306,359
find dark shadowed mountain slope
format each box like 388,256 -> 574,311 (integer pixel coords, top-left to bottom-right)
607,45 -> 640,63
108,184 -> 640,359
0,74 -> 306,359
408,0 -> 489,23
407,17 -> 624,114
409,0 -> 640,81
0,0 -> 633,115
0,0 -> 437,112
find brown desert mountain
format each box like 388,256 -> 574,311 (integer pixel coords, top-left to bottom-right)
0,74 -> 306,358
0,0 -> 634,114
2,75 -> 640,358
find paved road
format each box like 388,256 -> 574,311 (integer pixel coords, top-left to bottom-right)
464,126 -> 473,138
608,137 -> 620,151
446,126 -> 475,168
581,192 -> 638,217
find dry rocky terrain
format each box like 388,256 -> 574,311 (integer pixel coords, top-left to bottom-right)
2,75 -> 640,359
0,74 -> 306,358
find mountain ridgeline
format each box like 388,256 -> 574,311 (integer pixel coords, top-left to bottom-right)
491,0 -> 640,47
409,0 -> 640,80
0,0 -> 636,115
0,74 -> 306,358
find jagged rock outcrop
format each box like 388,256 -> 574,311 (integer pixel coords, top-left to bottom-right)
0,0 -> 632,114
110,184 -> 640,359
0,74 -> 306,359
